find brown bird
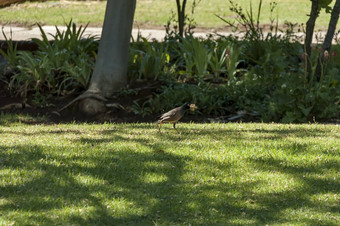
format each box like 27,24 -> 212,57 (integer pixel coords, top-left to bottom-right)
157,103 -> 197,131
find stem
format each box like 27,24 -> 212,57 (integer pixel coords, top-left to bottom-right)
304,0 -> 319,81
315,0 -> 340,81
176,0 -> 187,38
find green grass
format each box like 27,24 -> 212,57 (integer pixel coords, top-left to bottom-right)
0,114 -> 339,225
0,0 -> 337,31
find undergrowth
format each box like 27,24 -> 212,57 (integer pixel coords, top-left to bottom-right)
0,1 -> 339,123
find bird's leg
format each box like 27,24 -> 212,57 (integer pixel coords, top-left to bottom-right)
173,123 -> 179,132
158,121 -> 162,132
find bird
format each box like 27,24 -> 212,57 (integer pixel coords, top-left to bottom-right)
157,103 -> 197,131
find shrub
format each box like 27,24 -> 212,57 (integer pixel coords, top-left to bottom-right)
1,21 -> 98,98
128,37 -> 171,81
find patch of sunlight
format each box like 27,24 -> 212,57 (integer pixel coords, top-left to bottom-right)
0,198 -> 10,206
0,217 -> 15,226
142,172 -> 168,184
251,171 -> 303,194
310,192 -> 339,206
0,169 -> 43,186
74,174 -> 106,186
105,197 -> 147,217
228,218 -> 257,225
280,206 -> 340,223
144,160 -> 169,169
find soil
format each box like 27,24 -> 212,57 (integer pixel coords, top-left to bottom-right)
0,76 -> 212,124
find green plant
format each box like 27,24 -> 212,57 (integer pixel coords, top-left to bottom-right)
0,28 -> 18,67
263,70 -> 340,123
217,0 -> 264,41
225,43 -> 243,82
208,48 -> 227,80
131,100 -> 153,117
207,40 -> 232,81
129,39 -> 170,81
33,21 -> 98,92
133,82 -> 233,116
177,37 -> 211,81
32,91 -> 51,108
4,21 -> 98,97
9,51 -> 53,97
164,0 -> 201,40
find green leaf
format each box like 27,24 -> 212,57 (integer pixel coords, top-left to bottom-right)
298,105 -> 313,117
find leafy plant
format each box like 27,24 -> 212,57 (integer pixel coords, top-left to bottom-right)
177,37 -> 211,81
208,47 -> 228,80
263,70 -> 340,123
133,82 -> 232,116
9,51 -> 52,97
0,28 -> 18,67
2,21 -> 98,97
131,100 -> 153,117
225,43 -> 243,82
217,0 -> 264,41
129,39 -> 170,81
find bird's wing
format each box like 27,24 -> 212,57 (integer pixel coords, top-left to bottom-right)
160,107 -> 180,121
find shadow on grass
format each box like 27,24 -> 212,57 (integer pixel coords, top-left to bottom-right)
0,146 -> 246,224
248,156 -> 340,224
1,123 -> 339,224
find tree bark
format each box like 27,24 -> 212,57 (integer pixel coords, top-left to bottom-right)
87,0 -> 136,98
176,0 -> 187,38
60,0 -> 137,115
315,0 -> 340,81
0,0 -> 25,8
304,0 -> 320,80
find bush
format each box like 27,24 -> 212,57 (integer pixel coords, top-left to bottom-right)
1,2 -> 339,122
127,0 -> 339,122
1,21 -> 98,98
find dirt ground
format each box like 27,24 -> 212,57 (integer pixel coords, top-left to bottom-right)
0,79 -> 149,124
0,77 -> 213,124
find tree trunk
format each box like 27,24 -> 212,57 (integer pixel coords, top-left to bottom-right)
88,0 -> 136,98
0,0 -> 25,8
304,0 -> 320,80
63,0 -> 137,115
176,0 -> 187,38
315,0 -> 340,81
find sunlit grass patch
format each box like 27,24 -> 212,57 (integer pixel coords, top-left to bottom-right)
0,0 -> 337,30
0,118 -> 339,225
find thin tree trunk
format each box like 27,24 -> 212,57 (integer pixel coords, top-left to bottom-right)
176,0 -> 187,38
88,0 -> 136,98
304,0 -> 320,80
315,0 -> 340,81
66,0 -> 137,115
0,0 -> 25,8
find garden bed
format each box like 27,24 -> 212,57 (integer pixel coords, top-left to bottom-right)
0,75 -> 212,124
0,20 -> 339,124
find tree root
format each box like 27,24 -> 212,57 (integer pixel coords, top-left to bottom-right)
58,91 -> 107,113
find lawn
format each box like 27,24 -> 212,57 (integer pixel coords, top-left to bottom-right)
0,0 -> 337,31
0,114 -> 339,225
